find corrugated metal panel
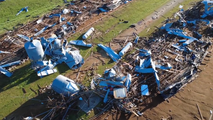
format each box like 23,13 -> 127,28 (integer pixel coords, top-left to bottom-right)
141,85 -> 149,96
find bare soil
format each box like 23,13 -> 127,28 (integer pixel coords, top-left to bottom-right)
98,0 -> 213,120
4,0 -> 211,120
115,0 -> 185,40
99,49 -> 213,120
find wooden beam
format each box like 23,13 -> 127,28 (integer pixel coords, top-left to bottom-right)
196,103 -> 204,120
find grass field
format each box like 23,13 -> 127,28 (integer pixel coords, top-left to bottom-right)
0,0 -> 67,35
71,0 -> 170,44
70,0 -> 171,74
139,0 -> 201,36
0,0 -> 200,119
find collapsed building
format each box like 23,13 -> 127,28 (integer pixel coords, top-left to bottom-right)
22,1 -> 213,119
22,36 -> 84,77
3,0 -> 213,120
0,0 -> 132,77
88,1 -> 213,117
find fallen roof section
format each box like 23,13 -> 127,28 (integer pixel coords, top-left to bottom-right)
97,44 -> 121,62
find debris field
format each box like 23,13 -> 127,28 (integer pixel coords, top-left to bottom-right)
2,0 -> 213,120
0,0 -> 130,77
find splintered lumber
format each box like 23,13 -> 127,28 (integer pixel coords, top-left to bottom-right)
196,103 -> 204,120
131,110 -> 139,117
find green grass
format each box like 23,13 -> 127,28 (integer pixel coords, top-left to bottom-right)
0,0 -> 68,35
0,0 -> 170,118
0,63 -> 69,118
71,0 -> 170,45
0,0 -> 199,119
69,0 -> 171,76
68,110 -> 95,120
139,0 -> 202,36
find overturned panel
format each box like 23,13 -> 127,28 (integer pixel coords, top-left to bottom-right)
98,44 -> 121,62
78,92 -> 101,113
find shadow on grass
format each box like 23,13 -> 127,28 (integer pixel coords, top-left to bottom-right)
3,27 -> 10,31
76,34 -> 84,40
5,92 -> 48,120
56,62 -> 70,74
75,46 -> 91,51
0,63 -> 38,92
5,90 -> 103,120
0,62 -> 71,93
4,90 -> 62,120
75,46 -> 91,57
107,59 -> 114,64
68,101 -> 105,120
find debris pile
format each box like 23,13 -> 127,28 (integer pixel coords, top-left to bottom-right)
70,27 -> 94,47
3,0 -> 213,120
0,60 -> 21,77
89,1 -> 213,116
17,34 -> 84,77
0,0 -> 133,77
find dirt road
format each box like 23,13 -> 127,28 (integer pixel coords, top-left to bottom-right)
100,0 -> 213,120
115,0 -> 185,39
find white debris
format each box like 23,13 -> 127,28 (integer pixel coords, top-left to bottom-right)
63,9 -> 70,14
36,18 -> 43,24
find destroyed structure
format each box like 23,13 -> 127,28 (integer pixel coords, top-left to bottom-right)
23,35 -> 84,77
0,0 -> 131,77
2,0 -> 213,119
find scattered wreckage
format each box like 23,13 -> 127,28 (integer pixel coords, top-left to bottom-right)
2,0 -> 213,119
17,34 -> 84,77
0,60 -> 21,77
16,6 -> 29,16
0,0 -> 132,78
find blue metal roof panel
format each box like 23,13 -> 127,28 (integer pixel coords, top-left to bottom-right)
97,44 -> 121,62
141,85 -> 149,96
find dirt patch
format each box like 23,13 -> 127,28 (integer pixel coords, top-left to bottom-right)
99,52 -> 213,120
97,0 -> 213,120
115,0 -> 186,40
0,0 -> 126,65
65,51 -> 111,84
139,51 -> 213,120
